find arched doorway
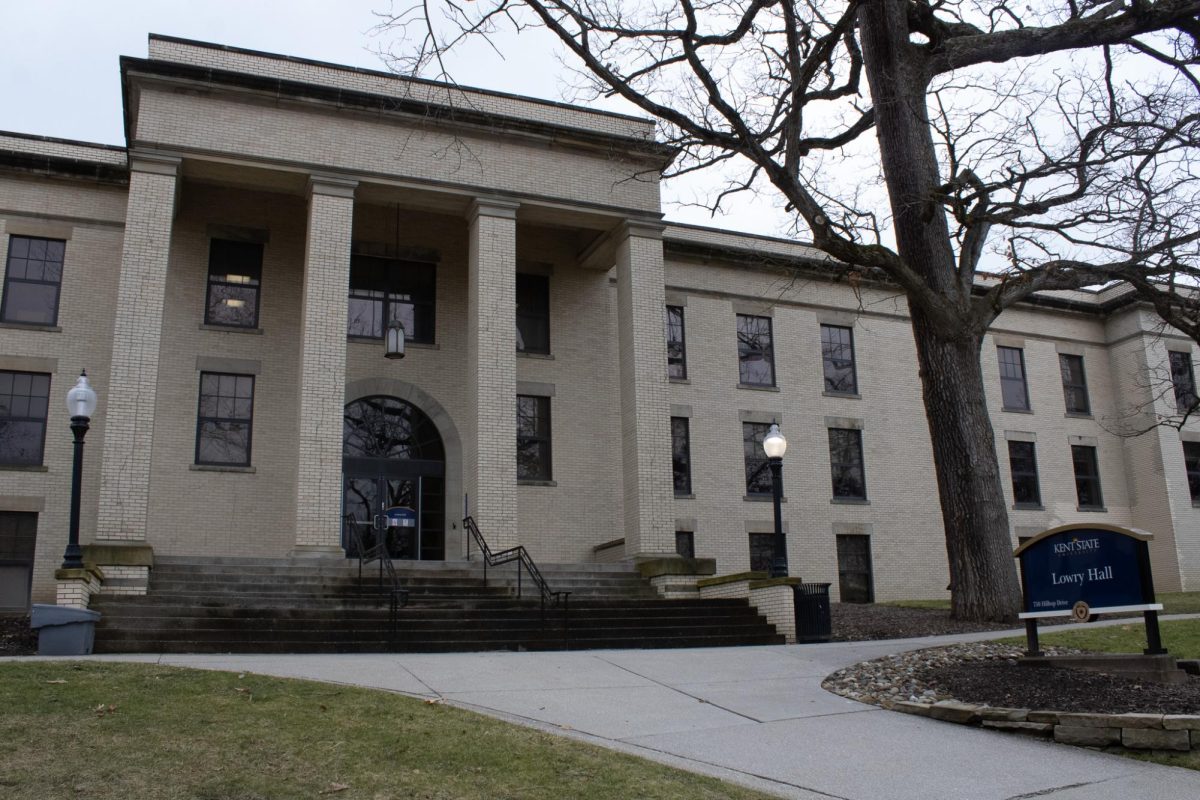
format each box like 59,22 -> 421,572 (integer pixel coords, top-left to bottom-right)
342,396 -> 445,560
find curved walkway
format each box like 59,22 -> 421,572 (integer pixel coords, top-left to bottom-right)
14,623 -> 1200,799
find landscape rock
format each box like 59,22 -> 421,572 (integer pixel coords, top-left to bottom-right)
929,701 -> 981,724
981,720 -> 1053,736
1121,728 -> 1191,751
1057,712 -> 1162,730
1162,715 -> 1200,730
1054,725 -> 1121,746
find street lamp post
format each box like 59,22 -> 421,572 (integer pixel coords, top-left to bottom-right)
762,422 -> 788,578
61,371 -> 98,570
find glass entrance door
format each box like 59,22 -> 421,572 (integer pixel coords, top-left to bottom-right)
343,473 -> 421,560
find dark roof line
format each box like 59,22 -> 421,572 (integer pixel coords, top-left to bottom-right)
0,151 -> 129,184
0,129 -> 125,153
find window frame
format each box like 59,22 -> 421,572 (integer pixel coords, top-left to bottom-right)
748,532 -> 774,573
671,416 -> 692,496
675,531 -> 695,559
1058,354 -> 1090,415
820,324 -> 858,395
203,239 -> 264,329
742,421 -> 773,496
1184,442 -> 1200,505
194,372 -> 256,467
1006,440 -> 1043,509
736,314 -> 776,387
516,273 -> 551,355
1169,351 -> 1197,414
346,255 -> 437,344
828,427 -> 867,500
0,510 -> 38,612
1071,444 -> 1105,510
997,346 -> 1031,411
1,235 -> 65,327
516,394 -> 553,482
666,305 -> 687,380
0,370 -> 51,466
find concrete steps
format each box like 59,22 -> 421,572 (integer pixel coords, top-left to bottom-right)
90,556 -> 783,653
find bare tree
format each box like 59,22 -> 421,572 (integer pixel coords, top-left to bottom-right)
375,0 -> 1200,621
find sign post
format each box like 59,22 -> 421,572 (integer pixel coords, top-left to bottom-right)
1014,524 -> 1164,657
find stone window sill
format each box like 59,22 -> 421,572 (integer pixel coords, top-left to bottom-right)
0,463 -> 48,472
0,321 -> 60,333
738,383 -> 780,392
1077,506 -> 1107,513
191,464 -> 256,474
517,351 -> 554,360
1064,411 -> 1094,419
670,377 -> 691,385
1013,503 -> 1044,511
823,391 -> 861,400
1002,407 -> 1034,415
831,497 -> 869,505
744,494 -> 787,502
674,493 -> 695,500
200,323 -> 263,335
518,479 -> 557,487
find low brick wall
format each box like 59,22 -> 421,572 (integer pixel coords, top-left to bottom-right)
698,573 -> 798,643
890,701 -> 1200,752
54,567 -> 104,609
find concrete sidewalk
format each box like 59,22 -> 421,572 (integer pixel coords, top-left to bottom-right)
24,627 -> 1195,800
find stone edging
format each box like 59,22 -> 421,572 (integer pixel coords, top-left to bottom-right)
889,700 -> 1200,752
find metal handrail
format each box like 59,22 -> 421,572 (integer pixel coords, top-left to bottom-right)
463,516 -> 570,619
344,514 -> 409,641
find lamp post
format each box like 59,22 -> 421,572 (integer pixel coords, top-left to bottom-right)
384,318 -> 406,359
762,422 -> 788,578
61,371 -> 98,570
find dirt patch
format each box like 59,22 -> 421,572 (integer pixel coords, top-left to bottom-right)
0,614 -> 36,655
832,603 -> 1013,641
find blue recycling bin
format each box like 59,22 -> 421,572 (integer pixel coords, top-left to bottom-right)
31,604 -> 101,656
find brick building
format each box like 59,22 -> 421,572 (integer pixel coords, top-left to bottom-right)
2,35 -> 1198,614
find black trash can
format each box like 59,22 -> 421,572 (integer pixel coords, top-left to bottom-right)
793,583 -> 832,643
31,604 -> 101,656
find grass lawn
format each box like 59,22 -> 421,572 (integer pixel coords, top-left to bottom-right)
999,619 -> 1200,660
0,662 -> 778,800
885,591 -> 1200,615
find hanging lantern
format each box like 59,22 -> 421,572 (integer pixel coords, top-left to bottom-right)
385,318 -> 406,359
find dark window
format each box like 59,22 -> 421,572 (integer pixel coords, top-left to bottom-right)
195,373 -> 255,466
0,511 -> 37,612
347,255 -> 436,343
748,533 -> 774,573
742,422 -> 772,495
671,417 -> 691,495
675,531 -> 695,559
0,371 -> 51,466
829,428 -> 866,500
666,305 -> 687,380
516,395 -> 552,481
737,314 -> 775,386
1169,351 -> 1197,414
204,239 -> 263,328
1184,442 -> 1200,504
821,324 -> 858,394
1071,445 -> 1104,509
1,235 -> 64,326
1059,354 -> 1090,415
516,274 -> 550,354
998,346 -> 1030,411
1007,440 -> 1042,508
836,535 -> 874,603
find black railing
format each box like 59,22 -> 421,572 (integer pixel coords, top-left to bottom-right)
464,516 -> 570,620
344,514 -> 409,640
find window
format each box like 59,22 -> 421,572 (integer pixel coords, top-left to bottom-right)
821,324 -> 857,394
516,274 -> 550,354
675,531 -> 695,559
195,373 -> 255,466
836,535 -> 874,604
204,239 -> 263,328
1,235 -> 65,326
1059,354 -> 1090,415
997,346 -> 1030,411
1169,351 -> 1197,413
737,314 -> 775,386
0,511 -> 37,612
829,428 -> 866,500
742,422 -> 773,495
748,533 -> 774,573
1071,445 -> 1104,510
516,395 -> 552,481
671,417 -> 692,495
1184,442 -> 1200,504
347,255 -> 436,343
666,305 -> 687,380
1007,441 -> 1042,508
0,371 -> 50,466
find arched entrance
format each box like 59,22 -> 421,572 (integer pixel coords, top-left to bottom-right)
342,396 -> 445,560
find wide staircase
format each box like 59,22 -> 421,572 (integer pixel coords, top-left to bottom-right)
90,556 -> 784,653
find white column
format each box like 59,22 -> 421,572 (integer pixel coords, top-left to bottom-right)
97,155 -> 180,542
465,198 -> 519,548
615,221 -> 676,558
293,175 -> 357,554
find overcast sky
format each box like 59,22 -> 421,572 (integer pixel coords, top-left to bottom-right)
0,0 -> 788,236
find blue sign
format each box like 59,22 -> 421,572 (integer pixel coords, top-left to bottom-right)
385,506 -> 417,528
1015,524 -> 1158,619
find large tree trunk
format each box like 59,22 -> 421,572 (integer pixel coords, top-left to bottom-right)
859,0 -> 1021,620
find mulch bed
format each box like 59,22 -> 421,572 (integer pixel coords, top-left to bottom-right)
0,614 -> 36,656
831,602 -> 1013,641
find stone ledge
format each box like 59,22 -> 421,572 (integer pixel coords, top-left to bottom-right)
81,543 -> 154,567
54,566 -> 104,581
696,571 -> 767,588
749,577 -> 802,590
637,558 -> 716,580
